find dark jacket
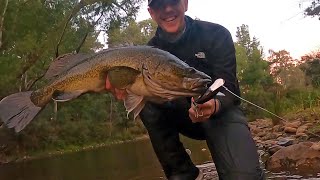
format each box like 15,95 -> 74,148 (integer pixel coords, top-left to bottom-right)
147,16 -> 241,112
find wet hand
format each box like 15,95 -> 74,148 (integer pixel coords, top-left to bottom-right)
188,98 -> 220,123
105,76 -> 127,100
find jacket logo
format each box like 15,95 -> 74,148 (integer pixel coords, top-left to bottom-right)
195,52 -> 206,59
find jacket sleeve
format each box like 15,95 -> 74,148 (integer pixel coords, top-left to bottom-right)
147,37 -> 156,46
206,26 -> 240,113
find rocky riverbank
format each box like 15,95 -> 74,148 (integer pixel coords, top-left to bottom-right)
198,108 -> 320,179
250,116 -> 320,176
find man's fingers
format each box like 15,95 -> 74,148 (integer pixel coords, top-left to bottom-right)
189,101 -> 215,122
188,108 -> 198,122
105,76 -> 112,90
105,76 -> 127,100
115,89 -> 127,100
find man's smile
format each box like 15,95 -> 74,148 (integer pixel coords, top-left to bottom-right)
163,16 -> 177,22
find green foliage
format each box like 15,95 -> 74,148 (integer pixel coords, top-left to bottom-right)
107,18 -> 157,47
235,24 -> 320,121
240,85 -> 275,119
300,59 -> 320,88
0,0 -> 147,161
277,66 -> 307,89
235,24 -> 273,88
241,56 -> 272,87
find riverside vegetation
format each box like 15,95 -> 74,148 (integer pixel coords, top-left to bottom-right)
0,1 -> 320,175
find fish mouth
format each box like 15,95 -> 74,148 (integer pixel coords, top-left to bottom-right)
183,77 -> 212,94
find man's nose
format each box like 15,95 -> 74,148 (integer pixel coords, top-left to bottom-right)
162,4 -> 175,12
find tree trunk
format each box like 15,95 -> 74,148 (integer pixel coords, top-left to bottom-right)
0,0 -> 8,49
53,101 -> 58,121
109,97 -> 113,137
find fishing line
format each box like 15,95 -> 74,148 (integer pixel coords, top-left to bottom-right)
222,85 -> 287,121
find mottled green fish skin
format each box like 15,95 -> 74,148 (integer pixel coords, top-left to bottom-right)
0,46 -> 212,132
30,46 -> 211,106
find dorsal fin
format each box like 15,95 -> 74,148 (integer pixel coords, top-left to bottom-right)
45,53 -> 91,80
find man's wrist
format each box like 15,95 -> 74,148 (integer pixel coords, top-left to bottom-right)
212,99 -> 221,115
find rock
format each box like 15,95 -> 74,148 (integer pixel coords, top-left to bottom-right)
250,126 -> 261,135
197,163 -> 219,180
277,138 -> 294,147
304,122 -> 313,127
272,125 -> 283,132
311,142 -> 320,151
261,133 -> 278,141
296,125 -> 309,134
262,140 -> 278,148
253,118 -> 273,128
295,133 -> 308,139
274,132 -> 283,138
253,136 -> 261,142
285,121 -> 302,129
256,131 -> 267,137
268,145 -> 283,155
284,127 -> 297,133
266,142 -> 320,174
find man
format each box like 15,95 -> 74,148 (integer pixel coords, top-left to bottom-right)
106,0 -> 265,179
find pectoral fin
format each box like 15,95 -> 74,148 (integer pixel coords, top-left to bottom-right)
52,90 -> 84,102
108,66 -> 140,89
124,90 -> 145,120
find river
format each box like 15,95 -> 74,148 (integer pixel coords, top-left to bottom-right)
0,137 -> 319,180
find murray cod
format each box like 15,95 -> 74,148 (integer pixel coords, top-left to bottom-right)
0,46 -> 211,132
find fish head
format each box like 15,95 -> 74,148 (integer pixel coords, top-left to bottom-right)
143,52 -> 211,98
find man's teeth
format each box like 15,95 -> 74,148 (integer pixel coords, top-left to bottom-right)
165,16 -> 176,22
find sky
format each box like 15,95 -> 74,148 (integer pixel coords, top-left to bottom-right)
136,0 -> 320,59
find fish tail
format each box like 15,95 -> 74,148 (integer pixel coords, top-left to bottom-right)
0,91 -> 43,132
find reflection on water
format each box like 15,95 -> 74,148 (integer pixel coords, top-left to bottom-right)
0,137 -> 210,180
0,139 -> 160,180
0,137 -> 319,180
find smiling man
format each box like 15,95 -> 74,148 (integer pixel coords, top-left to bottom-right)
106,0 -> 265,179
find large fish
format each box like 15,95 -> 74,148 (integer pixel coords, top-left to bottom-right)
0,46 -> 211,132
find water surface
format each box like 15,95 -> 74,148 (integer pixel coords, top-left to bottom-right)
0,137 -> 319,179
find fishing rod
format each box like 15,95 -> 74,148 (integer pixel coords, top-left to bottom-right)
194,78 -> 286,121
193,79 -> 320,139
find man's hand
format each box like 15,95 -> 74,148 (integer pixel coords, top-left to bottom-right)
188,98 -> 220,123
105,76 -> 127,100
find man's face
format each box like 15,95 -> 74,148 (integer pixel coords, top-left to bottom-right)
148,0 -> 188,34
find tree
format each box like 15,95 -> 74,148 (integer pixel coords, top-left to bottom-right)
0,0 -> 142,95
277,66 -> 307,89
0,0 -> 8,49
107,18 -> 157,47
300,50 -> 320,87
235,24 -> 272,88
303,0 -> 320,19
235,24 -> 262,57
267,50 -> 298,77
